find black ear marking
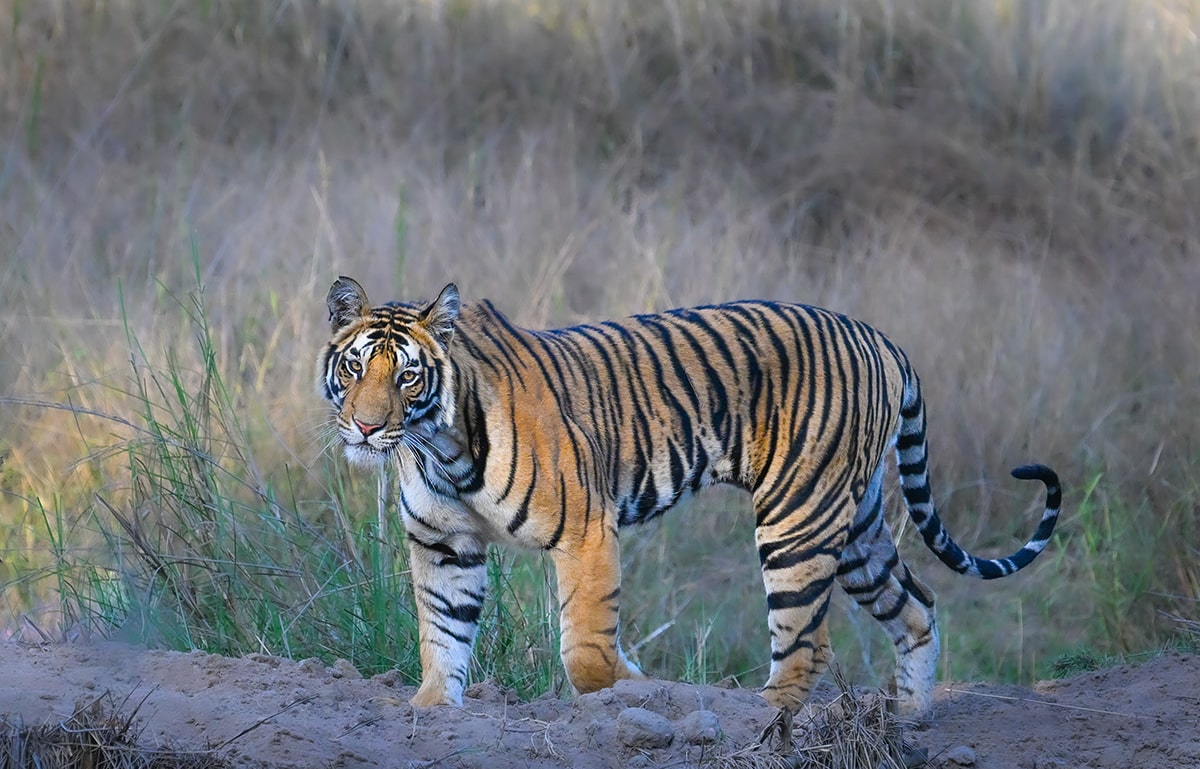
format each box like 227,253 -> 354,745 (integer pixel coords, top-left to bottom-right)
418,283 -> 461,347
327,276 -> 369,332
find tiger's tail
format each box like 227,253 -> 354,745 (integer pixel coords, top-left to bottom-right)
895,376 -> 1061,580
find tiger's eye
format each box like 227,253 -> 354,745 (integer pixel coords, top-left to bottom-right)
398,369 -> 419,385
344,359 -> 362,375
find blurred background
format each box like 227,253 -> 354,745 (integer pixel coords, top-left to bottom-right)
1,0 -> 1198,696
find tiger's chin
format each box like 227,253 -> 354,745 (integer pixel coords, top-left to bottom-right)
342,443 -> 391,469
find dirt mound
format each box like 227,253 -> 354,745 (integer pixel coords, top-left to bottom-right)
1,641 -> 1196,768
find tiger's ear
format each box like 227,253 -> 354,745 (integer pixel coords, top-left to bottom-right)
327,276 -> 369,332
418,283 -> 460,347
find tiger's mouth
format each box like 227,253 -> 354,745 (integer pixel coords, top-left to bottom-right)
338,423 -> 401,468
335,410 -> 438,470
342,441 -> 392,469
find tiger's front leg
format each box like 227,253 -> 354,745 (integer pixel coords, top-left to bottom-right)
551,527 -> 643,694
405,533 -> 489,707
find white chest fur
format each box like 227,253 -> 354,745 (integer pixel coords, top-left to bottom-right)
392,452 -> 543,550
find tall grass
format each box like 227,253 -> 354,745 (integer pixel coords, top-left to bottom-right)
1,0 -> 1198,694
1,262 -> 566,696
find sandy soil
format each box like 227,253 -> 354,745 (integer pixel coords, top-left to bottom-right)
1,641 -> 1197,768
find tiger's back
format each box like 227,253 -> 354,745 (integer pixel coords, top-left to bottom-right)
461,300 -> 905,525
318,278 -> 1061,713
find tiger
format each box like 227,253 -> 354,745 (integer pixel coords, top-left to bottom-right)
317,276 -> 1061,715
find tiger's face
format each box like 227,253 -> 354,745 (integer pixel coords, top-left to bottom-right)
318,277 -> 460,468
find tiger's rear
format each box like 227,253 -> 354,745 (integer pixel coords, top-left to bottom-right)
318,278 -> 1061,715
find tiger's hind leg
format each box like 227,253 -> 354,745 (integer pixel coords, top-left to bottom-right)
835,461 -> 939,715
754,488 -> 849,711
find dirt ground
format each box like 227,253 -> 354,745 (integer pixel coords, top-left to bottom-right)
1,640 -> 1197,768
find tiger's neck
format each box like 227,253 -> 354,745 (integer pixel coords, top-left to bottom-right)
403,315 -> 498,498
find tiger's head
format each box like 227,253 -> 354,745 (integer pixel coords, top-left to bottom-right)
318,276 -> 460,468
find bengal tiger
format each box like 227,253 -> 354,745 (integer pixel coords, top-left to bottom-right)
317,276 -> 1061,715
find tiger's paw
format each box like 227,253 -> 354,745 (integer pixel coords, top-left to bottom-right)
616,652 -> 645,681
760,686 -> 809,712
410,683 -> 462,708
887,672 -> 935,718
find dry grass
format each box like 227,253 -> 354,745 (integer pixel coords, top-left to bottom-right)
0,0 -> 1198,688
0,692 -> 228,769
710,668 -> 909,769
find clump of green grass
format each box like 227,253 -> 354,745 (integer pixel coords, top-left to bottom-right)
1171,617 -> 1200,654
1049,648 -> 1120,678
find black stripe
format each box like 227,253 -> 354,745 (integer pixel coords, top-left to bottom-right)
458,390 -> 490,494
422,588 -> 484,624
495,394 -> 520,502
766,574 -> 834,611
455,329 -> 507,379
543,474 -> 569,550
406,534 -> 487,569
896,430 -> 923,451
846,498 -> 882,542
835,555 -> 869,575
431,620 -> 473,645
898,566 -> 935,607
506,462 -> 537,534
903,484 -> 932,506
873,590 -> 909,622
769,594 -> 832,661
839,551 -> 900,596
760,539 -> 842,571
477,323 -> 529,385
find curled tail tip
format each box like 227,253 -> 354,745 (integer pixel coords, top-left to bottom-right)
1011,463 -> 1063,518
1010,463 -> 1060,488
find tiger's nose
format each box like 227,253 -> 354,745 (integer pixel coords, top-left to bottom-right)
353,418 -> 385,437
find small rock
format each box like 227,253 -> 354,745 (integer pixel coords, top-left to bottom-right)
902,742 -> 930,768
676,710 -> 721,745
298,658 -> 325,675
464,680 -> 516,704
612,679 -> 671,711
944,745 -> 976,766
370,669 -> 402,687
1171,742 -> 1200,761
587,687 -> 619,706
616,707 -> 675,749
1033,758 -> 1067,769
328,659 -> 362,679
528,693 -> 562,723
247,653 -> 281,667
